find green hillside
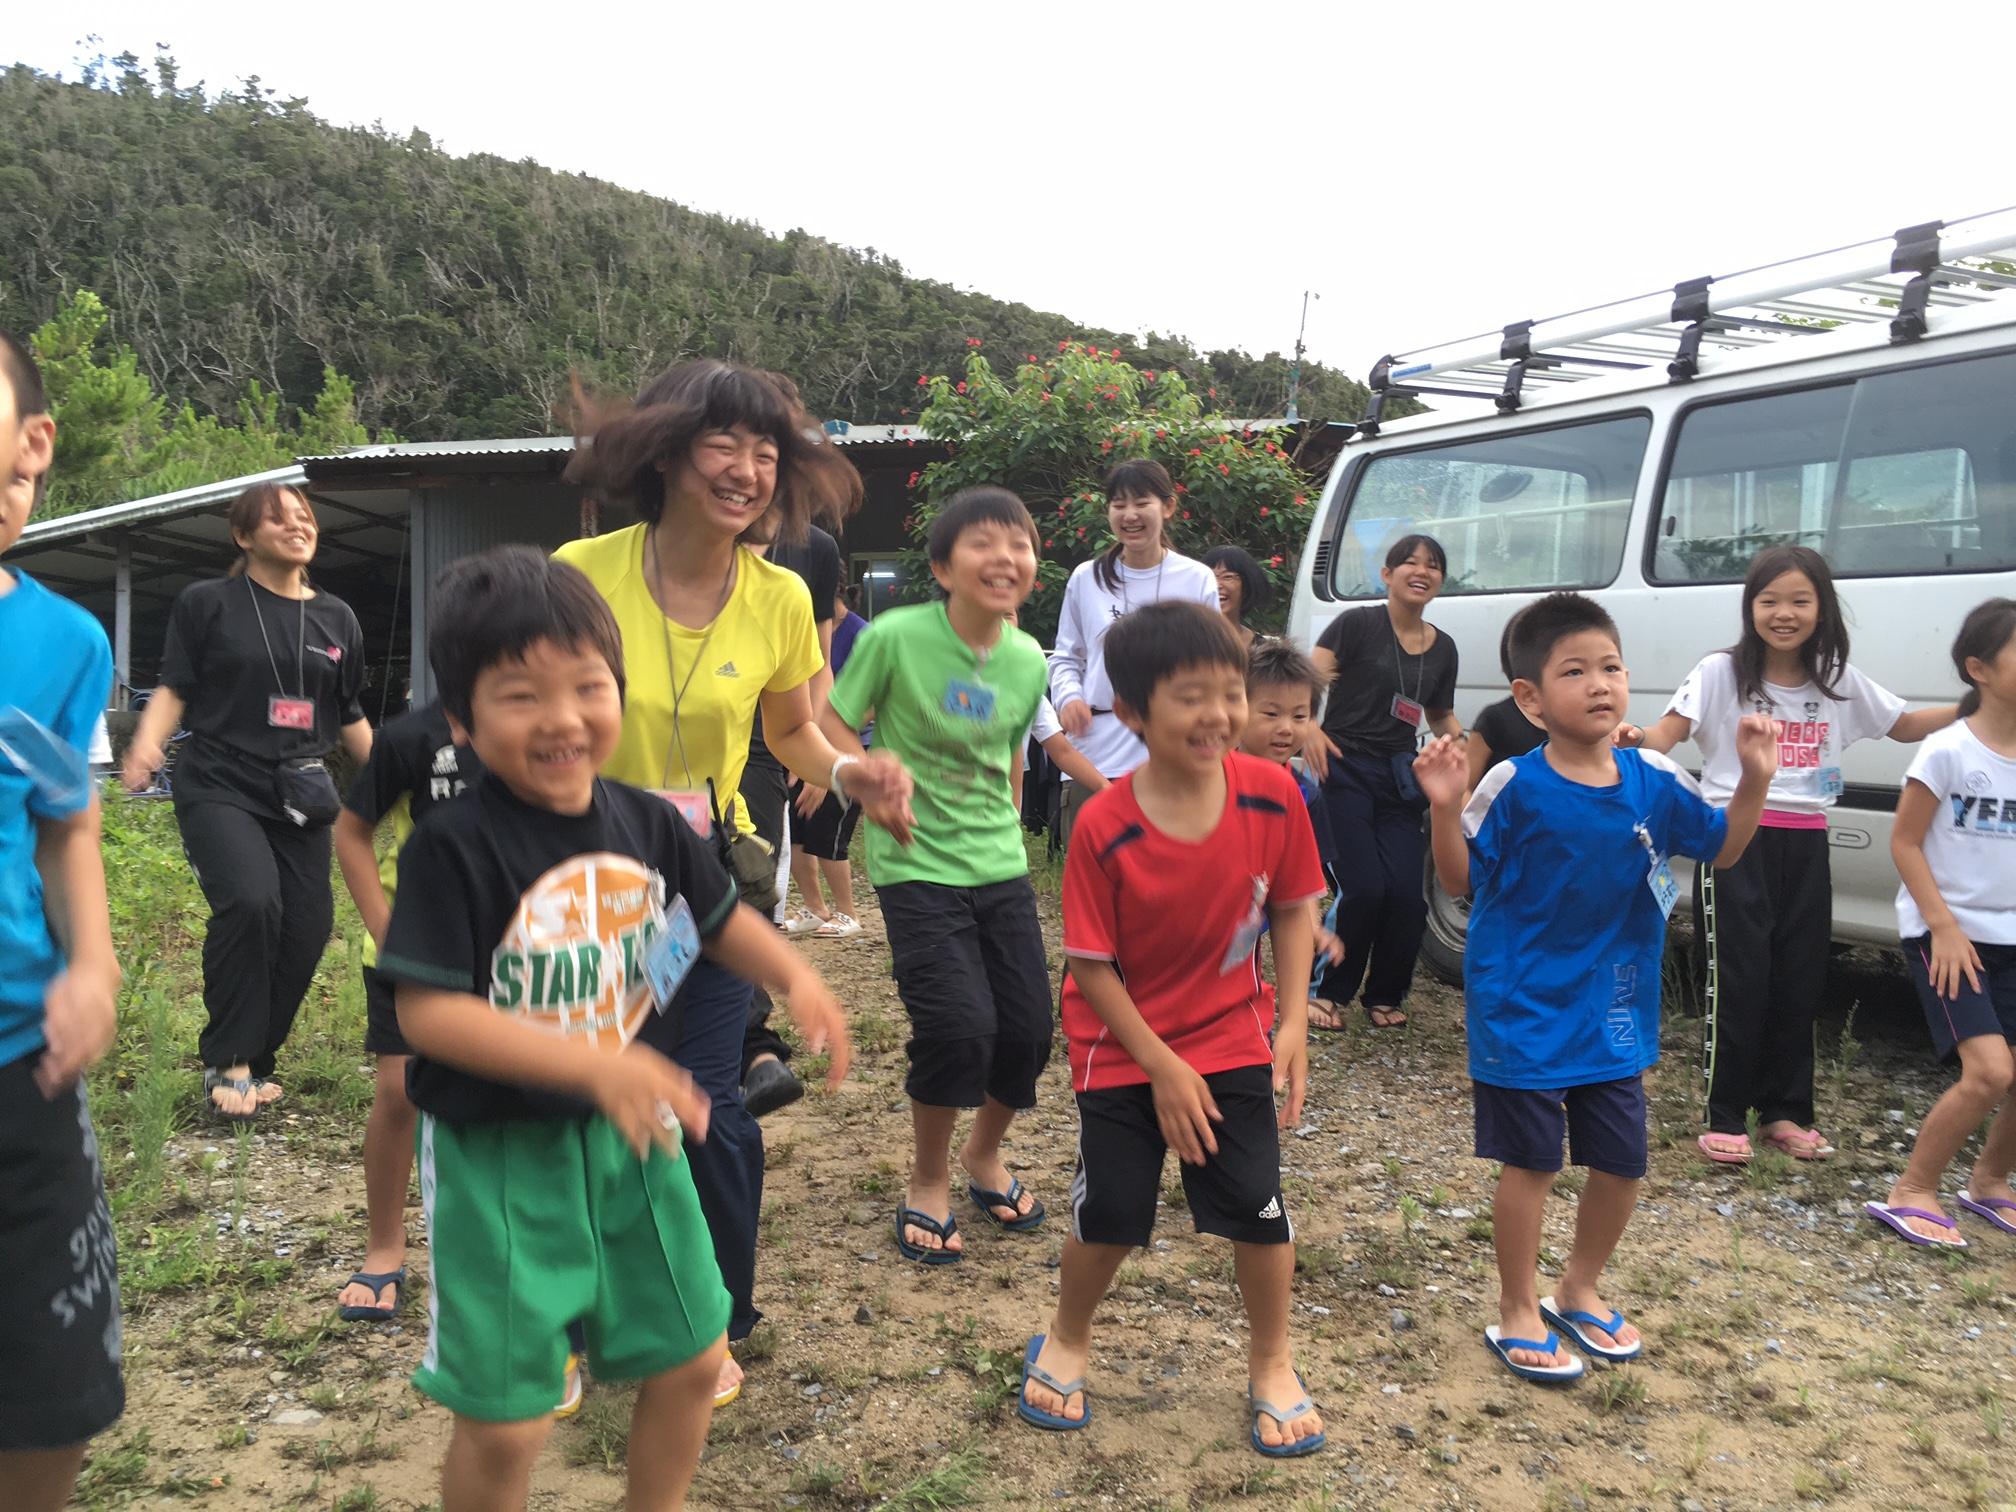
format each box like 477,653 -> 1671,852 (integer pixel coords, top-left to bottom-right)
0,56 -> 1373,444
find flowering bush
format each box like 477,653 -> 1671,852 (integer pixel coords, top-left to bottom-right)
904,345 -> 1314,642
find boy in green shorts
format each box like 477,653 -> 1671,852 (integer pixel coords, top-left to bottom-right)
820,487 -> 1054,1263
378,546 -> 847,1510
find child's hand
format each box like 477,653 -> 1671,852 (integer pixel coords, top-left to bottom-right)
35,961 -> 119,1099
1314,924 -> 1344,967
1058,699 -> 1092,738
849,752 -> 916,845
1300,726 -> 1342,782
1148,1059 -> 1224,1165
592,1043 -> 711,1158
1612,722 -> 1644,748
1272,1023 -> 1308,1131
782,971 -> 852,1093
1412,736 -> 1468,810
1733,713 -> 1780,780
1927,922 -> 1984,1001
120,739 -> 163,793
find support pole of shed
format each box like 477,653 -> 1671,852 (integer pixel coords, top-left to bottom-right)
408,497 -> 430,705
113,533 -> 132,708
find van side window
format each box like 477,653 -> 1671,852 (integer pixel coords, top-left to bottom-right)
1652,349 -> 2016,581
1326,416 -> 1648,597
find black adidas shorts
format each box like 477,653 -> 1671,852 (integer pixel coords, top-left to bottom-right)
1070,1063 -> 1291,1247
362,965 -> 410,1058
0,1051 -> 125,1450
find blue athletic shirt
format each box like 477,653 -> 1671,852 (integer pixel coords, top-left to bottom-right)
1460,746 -> 1726,1090
0,568 -> 114,1065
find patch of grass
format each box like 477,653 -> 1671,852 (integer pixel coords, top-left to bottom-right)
1982,1392 -> 2008,1443
333,1490 -> 383,1512
75,1427 -> 153,1505
738,1322 -> 779,1362
789,1462 -> 848,1498
879,1444 -> 986,1511
562,1389 -> 633,1472
216,1423 -> 250,1449
1592,1369 -> 1647,1415
1906,1417 -> 1937,1457
1829,1003 -> 1862,1105
961,1341 -> 1023,1418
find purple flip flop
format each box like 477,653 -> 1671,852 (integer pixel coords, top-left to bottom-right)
1864,1201 -> 1968,1249
1958,1190 -> 2016,1236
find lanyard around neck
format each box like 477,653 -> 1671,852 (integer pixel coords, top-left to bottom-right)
1119,551 -> 1167,613
648,529 -> 738,791
1390,615 -> 1426,708
247,576 -> 306,700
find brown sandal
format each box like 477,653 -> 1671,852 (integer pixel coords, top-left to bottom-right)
1365,1004 -> 1408,1030
1307,997 -> 1346,1032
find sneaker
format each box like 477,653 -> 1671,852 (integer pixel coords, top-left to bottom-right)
781,905 -> 830,937
553,1353 -> 585,1419
815,912 -> 863,939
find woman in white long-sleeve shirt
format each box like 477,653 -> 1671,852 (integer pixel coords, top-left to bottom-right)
1049,459 -> 1219,839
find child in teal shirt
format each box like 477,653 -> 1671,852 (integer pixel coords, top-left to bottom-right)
822,487 -> 1054,1265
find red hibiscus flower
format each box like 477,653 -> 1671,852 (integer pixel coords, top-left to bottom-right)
1270,555 -> 1283,567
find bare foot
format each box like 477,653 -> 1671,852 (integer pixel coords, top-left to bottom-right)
1366,1003 -> 1408,1029
959,1147 -> 1037,1225
1306,997 -> 1345,1032
208,1065 -> 259,1118
716,1353 -> 744,1404
1497,1302 -> 1574,1369
1550,1286 -> 1642,1352
1022,1332 -> 1089,1424
1884,1181 -> 1964,1244
337,1246 -> 406,1312
900,1180 -> 962,1256
1249,1353 -> 1322,1449
254,1079 -> 284,1107
1967,1173 -> 2016,1205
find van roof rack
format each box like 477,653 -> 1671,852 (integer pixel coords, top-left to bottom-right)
1359,207 -> 2016,432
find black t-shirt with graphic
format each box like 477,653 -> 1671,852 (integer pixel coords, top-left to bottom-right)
342,701 -> 482,831
378,773 -> 739,1124
1316,604 -> 1459,757
1473,695 -> 1545,774
158,575 -> 366,817
748,524 -> 841,766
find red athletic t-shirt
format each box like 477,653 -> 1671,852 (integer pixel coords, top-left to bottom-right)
1061,751 -> 1327,1092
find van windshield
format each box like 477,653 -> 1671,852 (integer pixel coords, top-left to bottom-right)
1328,416 -> 1648,597
1652,348 -> 2016,581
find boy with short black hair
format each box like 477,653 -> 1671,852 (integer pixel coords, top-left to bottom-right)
0,329 -> 125,1510
1414,592 -> 1775,1384
1022,601 -> 1327,1458
378,545 -> 848,1510
821,487 -> 1055,1264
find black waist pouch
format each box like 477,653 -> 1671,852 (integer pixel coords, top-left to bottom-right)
274,757 -> 341,828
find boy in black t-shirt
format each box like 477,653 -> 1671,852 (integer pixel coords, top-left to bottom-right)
377,547 -> 850,1510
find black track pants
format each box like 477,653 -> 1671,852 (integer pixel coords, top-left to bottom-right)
1697,825 -> 1832,1135
1317,753 -> 1430,1009
176,801 -> 333,1077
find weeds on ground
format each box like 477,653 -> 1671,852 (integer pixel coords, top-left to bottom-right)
562,1389 -> 634,1472
879,1444 -> 986,1511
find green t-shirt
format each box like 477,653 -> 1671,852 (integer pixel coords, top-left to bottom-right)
828,602 -> 1047,888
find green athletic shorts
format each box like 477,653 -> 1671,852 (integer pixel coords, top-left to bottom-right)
415,1112 -> 730,1422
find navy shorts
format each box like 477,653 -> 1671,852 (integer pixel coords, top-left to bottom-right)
1474,1074 -> 1648,1179
1903,936 -> 2016,1061
879,878 -> 1054,1109
362,965 -> 410,1058
1071,1065 -> 1292,1247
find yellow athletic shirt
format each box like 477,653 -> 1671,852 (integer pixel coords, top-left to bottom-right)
555,524 -> 822,835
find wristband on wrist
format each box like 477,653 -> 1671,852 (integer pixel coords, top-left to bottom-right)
830,754 -> 860,801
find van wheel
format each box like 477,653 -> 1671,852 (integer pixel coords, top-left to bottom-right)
1419,853 -> 1467,987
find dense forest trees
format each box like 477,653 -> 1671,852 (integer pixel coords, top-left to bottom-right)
0,57 -> 1380,451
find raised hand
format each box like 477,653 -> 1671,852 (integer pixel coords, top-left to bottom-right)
1412,735 -> 1468,810
1733,712 -> 1781,780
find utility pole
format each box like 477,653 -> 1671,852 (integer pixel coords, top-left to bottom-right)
1284,290 -> 1317,422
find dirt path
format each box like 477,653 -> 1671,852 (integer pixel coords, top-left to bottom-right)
88,880 -> 2016,1511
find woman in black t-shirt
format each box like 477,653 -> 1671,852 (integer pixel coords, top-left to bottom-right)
1305,534 -> 1461,1029
1467,610 -> 1545,789
123,483 -> 372,1120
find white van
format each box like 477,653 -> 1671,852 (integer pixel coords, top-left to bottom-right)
1286,211 -> 2016,983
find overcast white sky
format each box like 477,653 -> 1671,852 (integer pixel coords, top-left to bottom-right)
13,2 -> 2016,381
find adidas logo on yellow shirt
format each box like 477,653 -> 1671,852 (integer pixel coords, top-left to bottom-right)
716,661 -> 739,678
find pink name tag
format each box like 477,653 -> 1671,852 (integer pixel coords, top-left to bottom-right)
652,788 -> 713,839
1390,693 -> 1424,728
268,696 -> 315,731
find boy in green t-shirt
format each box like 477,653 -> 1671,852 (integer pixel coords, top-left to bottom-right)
821,488 -> 1054,1264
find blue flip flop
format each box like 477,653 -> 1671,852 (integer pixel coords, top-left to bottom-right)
1249,1373 -> 1326,1457
1016,1334 -> 1089,1431
894,1207 -> 963,1265
1539,1296 -> 1644,1362
337,1267 -> 406,1323
968,1178 -> 1046,1232
1484,1326 -> 1584,1384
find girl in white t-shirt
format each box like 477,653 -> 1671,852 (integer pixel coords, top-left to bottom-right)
1049,458 -> 1219,832
1869,599 -> 2016,1248
1617,546 -> 1955,1165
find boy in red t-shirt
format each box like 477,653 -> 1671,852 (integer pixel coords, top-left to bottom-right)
1018,602 -> 1328,1459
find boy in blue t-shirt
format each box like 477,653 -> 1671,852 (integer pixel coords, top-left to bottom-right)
1414,593 -> 1775,1384
0,331 -> 124,1507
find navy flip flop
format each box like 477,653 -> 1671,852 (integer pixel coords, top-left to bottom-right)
967,1178 -> 1046,1232
894,1207 -> 963,1265
1540,1296 -> 1643,1362
337,1267 -> 406,1323
1016,1334 -> 1090,1431
1484,1327 -> 1584,1384
1249,1372 -> 1326,1457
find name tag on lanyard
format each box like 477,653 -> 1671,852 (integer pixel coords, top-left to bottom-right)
1634,821 -> 1679,919
641,896 -> 703,1014
268,697 -> 315,731
651,789 -> 714,839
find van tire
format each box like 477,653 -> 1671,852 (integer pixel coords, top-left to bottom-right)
1419,853 -> 1467,987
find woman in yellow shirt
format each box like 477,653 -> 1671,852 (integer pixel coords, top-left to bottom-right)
558,359 -> 911,1408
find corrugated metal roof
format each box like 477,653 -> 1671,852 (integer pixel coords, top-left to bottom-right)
15,463 -> 307,549
294,437 -> 576,464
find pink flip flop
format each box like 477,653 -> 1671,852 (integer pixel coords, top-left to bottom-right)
1958,1191 -> 2016,1236
1762,1128 -> 1834,1159
1697,1133 -> 1752,1165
